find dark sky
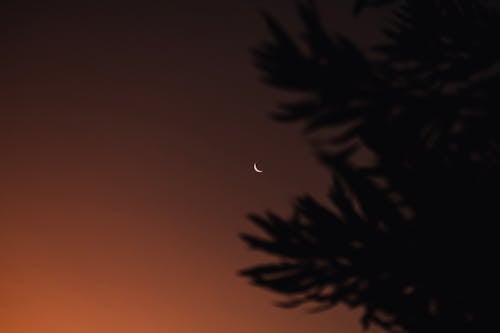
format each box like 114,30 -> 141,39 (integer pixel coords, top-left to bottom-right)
2,1 -> 388,332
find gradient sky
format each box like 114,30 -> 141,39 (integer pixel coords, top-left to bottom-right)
2,1 -> 388,332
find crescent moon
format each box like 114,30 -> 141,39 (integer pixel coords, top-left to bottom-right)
253,163 -> 263,173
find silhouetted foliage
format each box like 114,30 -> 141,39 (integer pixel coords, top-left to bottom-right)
240,1 -> 500,332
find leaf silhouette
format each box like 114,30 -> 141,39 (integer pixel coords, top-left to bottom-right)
240,1 -> 500,332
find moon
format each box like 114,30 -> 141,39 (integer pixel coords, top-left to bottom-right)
253,163 -> 263,173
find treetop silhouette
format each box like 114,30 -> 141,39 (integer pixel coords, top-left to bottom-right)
240,1 -> 500,332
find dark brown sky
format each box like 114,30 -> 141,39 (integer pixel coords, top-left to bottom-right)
2,1 -> 388,332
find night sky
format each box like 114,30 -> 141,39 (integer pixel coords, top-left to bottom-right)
2,1 -> 388,332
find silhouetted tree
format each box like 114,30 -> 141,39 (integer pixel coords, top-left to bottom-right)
240,1 -> 500,332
